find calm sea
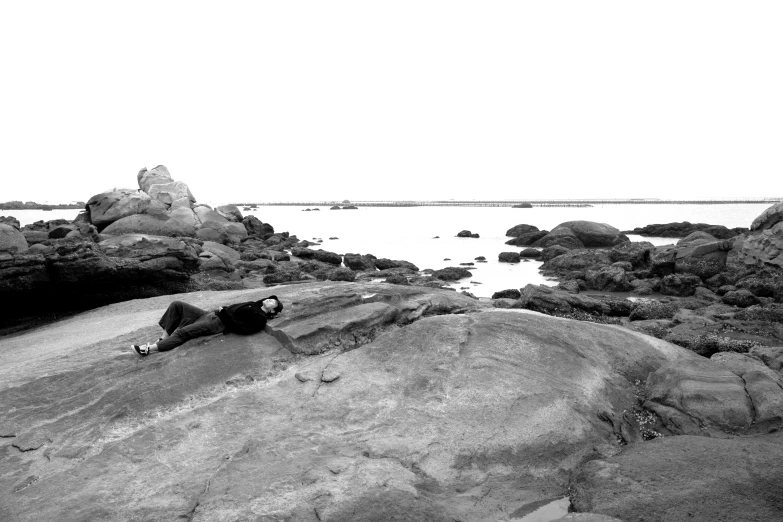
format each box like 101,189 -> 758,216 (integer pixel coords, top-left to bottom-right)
5,204 -> 771,298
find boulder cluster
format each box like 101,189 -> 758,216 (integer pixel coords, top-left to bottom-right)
0,167 -> 434,328
492,202 -> 783,361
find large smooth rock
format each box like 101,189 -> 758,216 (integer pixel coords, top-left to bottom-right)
373,258 -> 419,271
148,181 -> 196,207
242,215 -> 274,238
193,205 -> 227,224
518,284 -> 611,315
571,433 -> 783,522
0,224 -> 28,253
216,205 -> 243,222
645,358 -> 756,434
677,231 -> 717,246
0,281 -> 699,522
550,221 -> 628,248
343,253 -> 376,271
585,266 -> 631,292
735,221 -> 783,270
609,241 -> 654,269
166,206 -> 200,229
0,235 -> 201,323
505,224 -> 540,237
505,230 -> 548,246
137,165 -> 174,193
750,201 -> 783,232
674,239 -> 732,279
102,214 -> 197,237
540,249 -> 612,275
532,227 -> 585,249
624,221 -> 748,239
86,189 -> 154,229
199,241 -> 240,271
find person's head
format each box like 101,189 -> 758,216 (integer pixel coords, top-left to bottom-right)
259,295 -> 283,317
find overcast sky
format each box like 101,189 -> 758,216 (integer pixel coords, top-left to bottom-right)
2,1 -> 781,205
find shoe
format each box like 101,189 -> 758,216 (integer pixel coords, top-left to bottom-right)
131,343 -> 150,357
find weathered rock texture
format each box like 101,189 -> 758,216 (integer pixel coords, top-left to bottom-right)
0,281 -> 722,522
0,235 -> 200,326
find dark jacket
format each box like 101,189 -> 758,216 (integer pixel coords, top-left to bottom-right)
216,301 -> 270,335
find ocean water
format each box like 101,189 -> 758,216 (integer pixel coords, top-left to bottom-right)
6,203 -> 771,298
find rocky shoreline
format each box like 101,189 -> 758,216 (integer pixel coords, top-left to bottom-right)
2,170 -> 783,521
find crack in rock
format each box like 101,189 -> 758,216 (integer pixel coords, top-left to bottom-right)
740,374 -> 758,425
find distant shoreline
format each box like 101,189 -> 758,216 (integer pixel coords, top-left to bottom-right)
232,198 -> 781,208
0,203 -> 83,211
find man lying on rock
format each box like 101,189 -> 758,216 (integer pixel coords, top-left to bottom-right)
131,295 -> 283,357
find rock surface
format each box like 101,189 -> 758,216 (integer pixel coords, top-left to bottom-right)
0,224 -> 28,253
623,221 -> 748,239
571,433 -> 783,522
1,281 -> 706,522
86,189 -> 157,230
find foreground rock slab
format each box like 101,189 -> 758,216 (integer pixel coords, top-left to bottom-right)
0,281 -> 702,521
572,433 -> 783,522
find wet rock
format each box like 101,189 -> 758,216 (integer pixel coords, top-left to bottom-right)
384,274 -> 410,285
557,280 -> 580,294
676,231 -> 716,246
312,249 -> 342,266
505,230 -> 548,246
505,224 -> 540,237
0,280 -> 732,522
659,273 -> 701,296
491,289 -> 521,300
540,245 -> 570,262
588,295 -> 632,317
432,266 -> 472,280
518,284 -> 610,315
674,239 -> 732,279
629,300 -> 678,321
722,289 -> 761,308
585,266 -> 632,292
609,241 -> 654,269
532,227 -> 585,249
694,286 -> 721,302
550,221 -> 629,247
242,215 -> 274,238
498,252 -> 521,263
374,258 -> 419,271
540,249 -> 612,276
343,253 -> 377,271
736,275 -> 782,298
520,248 -> 541,258
749,345 -> 783,371
711,352 -> 782,383
623,221 -> 748,239
649,245 -> 677,276
571,434 -> 783,522
646,358 -> 754,434
456,230 -> 479,238
291,247 -> 316,259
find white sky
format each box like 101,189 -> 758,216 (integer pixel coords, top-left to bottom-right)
1,1 -> 781,205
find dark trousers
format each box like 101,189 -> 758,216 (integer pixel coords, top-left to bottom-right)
156,301 -> 225,352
